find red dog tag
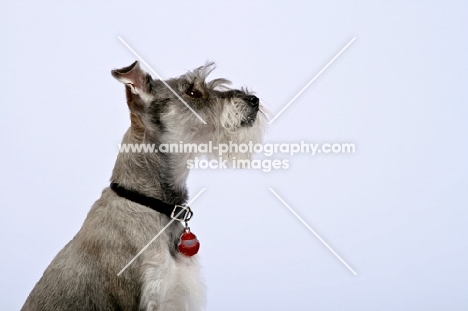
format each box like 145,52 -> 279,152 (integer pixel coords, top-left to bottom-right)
178,228 -> 200,257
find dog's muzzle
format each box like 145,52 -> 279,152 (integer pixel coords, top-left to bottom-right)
241,95 -> 260,127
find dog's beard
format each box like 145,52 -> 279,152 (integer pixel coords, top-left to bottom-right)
220,97 -> 264,128
205,100 -> 267,163
159,98 -> 267,165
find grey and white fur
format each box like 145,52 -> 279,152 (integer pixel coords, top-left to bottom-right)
21,61 -> 266,311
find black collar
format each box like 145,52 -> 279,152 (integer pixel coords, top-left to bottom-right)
110,182 -> 193,222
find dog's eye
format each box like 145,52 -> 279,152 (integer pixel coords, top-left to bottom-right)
186,87 -> 203,98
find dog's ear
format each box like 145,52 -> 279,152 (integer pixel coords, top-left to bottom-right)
111,61 -> 152,98
112,61 -> 153,138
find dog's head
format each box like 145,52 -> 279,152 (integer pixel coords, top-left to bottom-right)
112,61 -> 267,159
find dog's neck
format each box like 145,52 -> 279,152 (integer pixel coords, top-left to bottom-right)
110,129 -> 190,205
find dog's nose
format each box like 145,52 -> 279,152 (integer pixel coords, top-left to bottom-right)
245,95 -> 259,108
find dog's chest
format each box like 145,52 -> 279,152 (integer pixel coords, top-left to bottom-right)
139,252 -> 205,311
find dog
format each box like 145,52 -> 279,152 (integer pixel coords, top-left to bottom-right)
21,61 -> 266,310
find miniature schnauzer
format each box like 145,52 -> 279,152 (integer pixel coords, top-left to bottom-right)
21,61 -> 266,311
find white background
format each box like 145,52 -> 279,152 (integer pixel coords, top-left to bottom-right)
1,1 -> 467,310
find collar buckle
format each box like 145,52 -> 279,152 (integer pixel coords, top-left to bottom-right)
171,204 -> 193,222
